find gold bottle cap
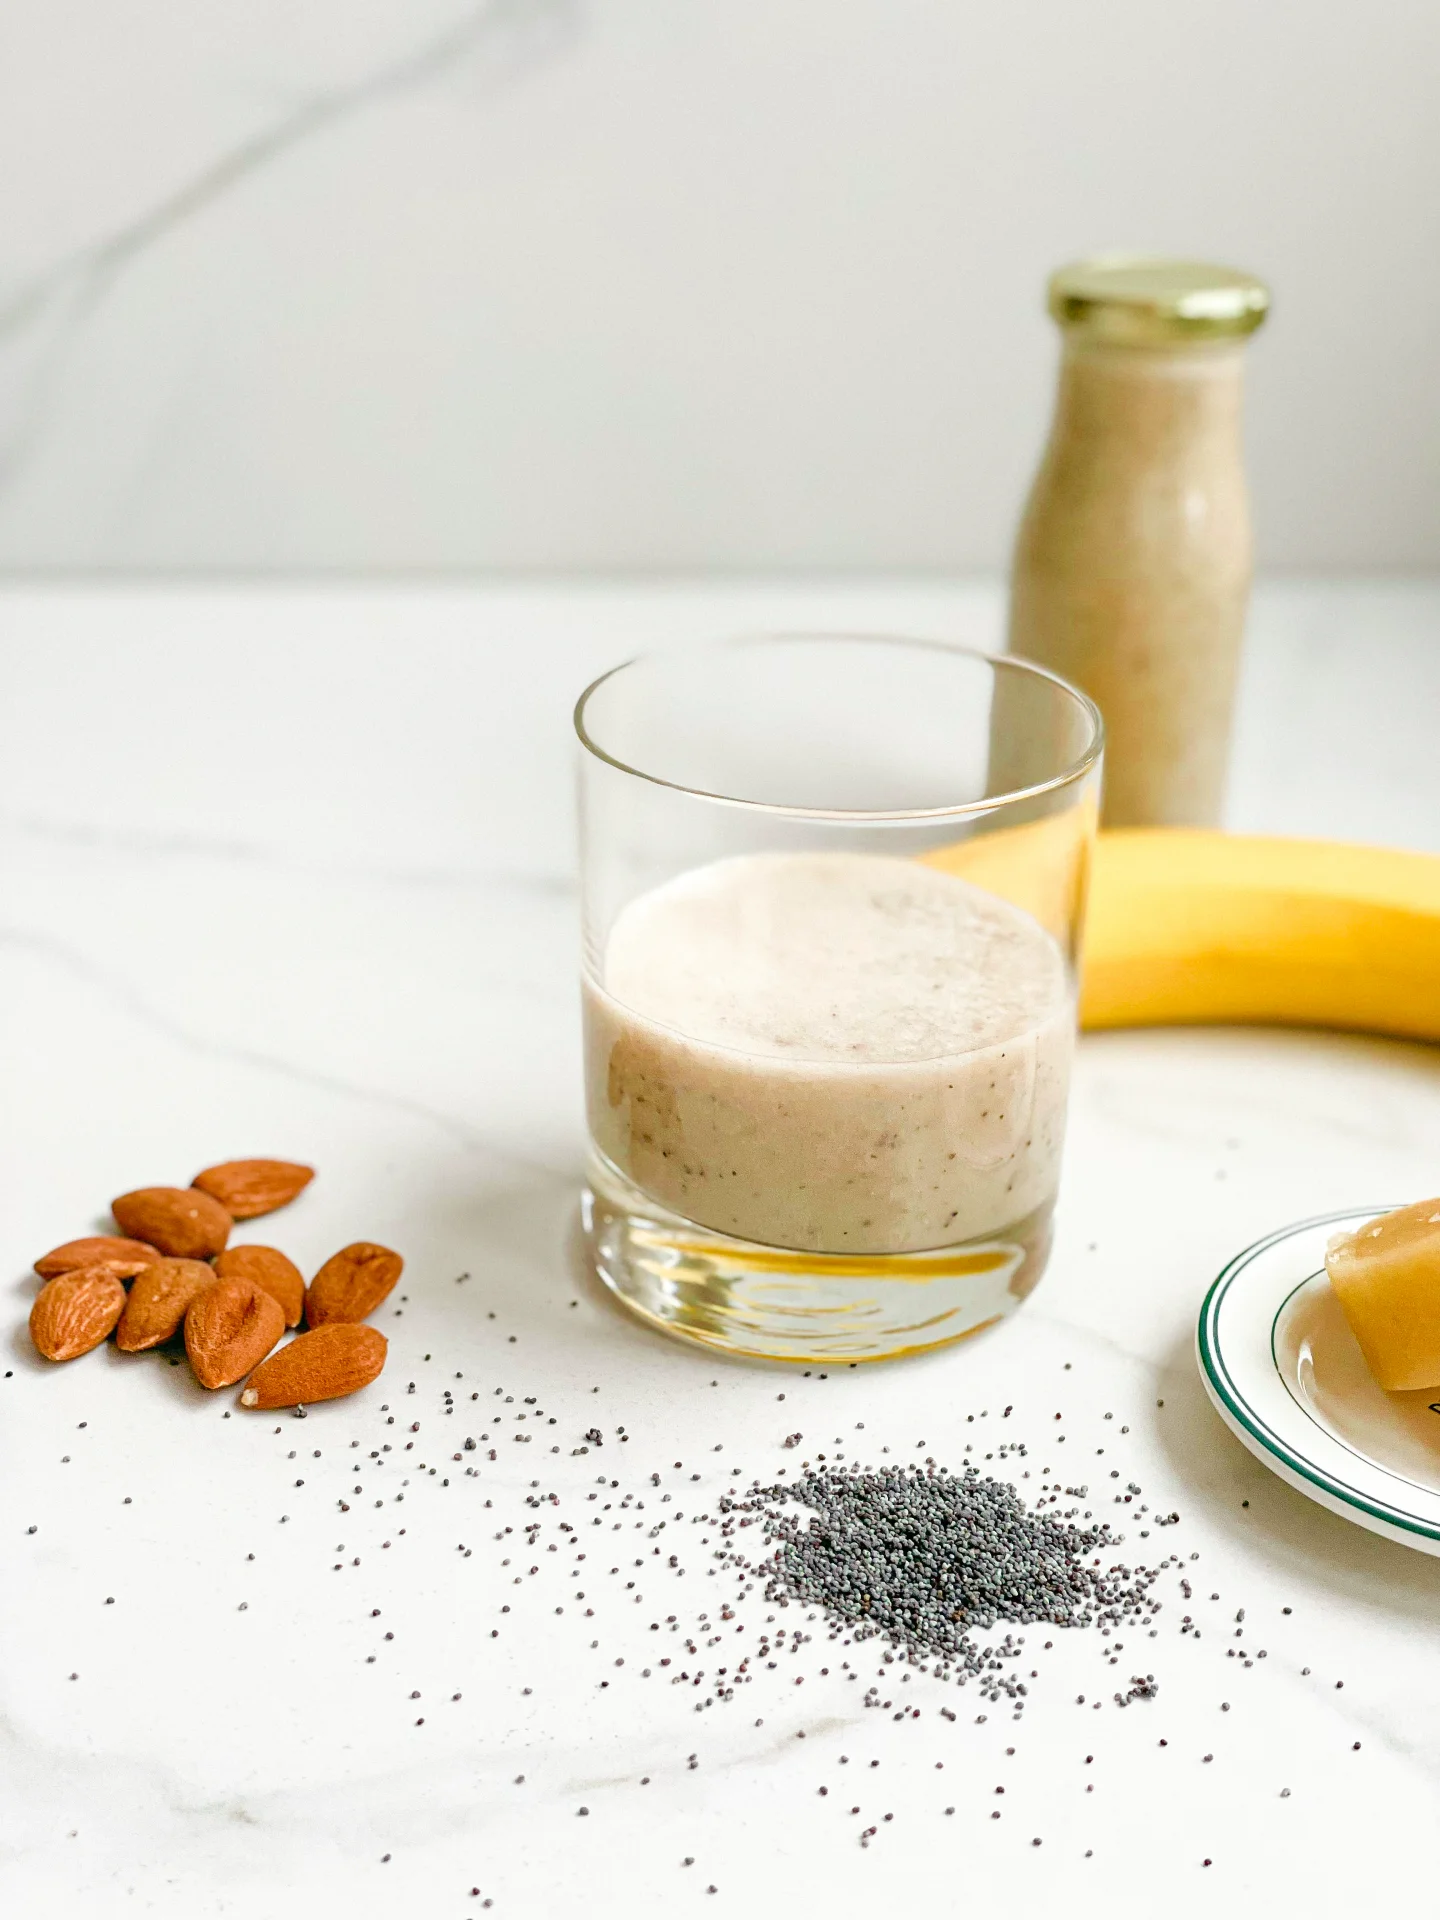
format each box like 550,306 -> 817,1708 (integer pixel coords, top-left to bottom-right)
1048,256 -> 1270,346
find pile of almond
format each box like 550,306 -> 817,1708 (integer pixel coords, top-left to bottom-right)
28,1159 -> 398,1411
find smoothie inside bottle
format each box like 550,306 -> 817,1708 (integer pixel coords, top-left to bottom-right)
1009,256 -> 1269,828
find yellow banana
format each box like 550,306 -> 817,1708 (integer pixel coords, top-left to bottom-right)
1082,830 -> 1440,1041
926,827 -> 1440,1043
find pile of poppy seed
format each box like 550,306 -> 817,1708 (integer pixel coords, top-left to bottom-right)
732,1463 -> 1159,1648
713,1463 -> 1164,1702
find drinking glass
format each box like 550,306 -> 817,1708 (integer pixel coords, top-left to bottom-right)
576,634 -> 1102,1363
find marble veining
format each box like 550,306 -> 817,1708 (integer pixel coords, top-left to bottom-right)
0,921 -> 540,1164
0,807 -> 578,895
0,0 -> 579,503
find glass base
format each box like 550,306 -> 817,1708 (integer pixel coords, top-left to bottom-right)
583,1153 -> 1053,1364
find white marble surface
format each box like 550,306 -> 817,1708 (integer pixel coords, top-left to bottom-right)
3,579 -> 1440,1918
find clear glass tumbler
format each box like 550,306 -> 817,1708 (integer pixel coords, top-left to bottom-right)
576,634 -> 1101,1364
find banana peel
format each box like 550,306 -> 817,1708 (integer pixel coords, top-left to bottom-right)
927,827 -> 1440,1044
1083,830 -> 1440,1042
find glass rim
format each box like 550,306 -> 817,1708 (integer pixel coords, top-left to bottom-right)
573,632 -> 1104,822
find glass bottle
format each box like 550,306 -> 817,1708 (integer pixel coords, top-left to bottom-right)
1009,257 -> 1269,827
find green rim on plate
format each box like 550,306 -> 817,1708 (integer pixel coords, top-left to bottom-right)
1196,1206 -> 1440,1544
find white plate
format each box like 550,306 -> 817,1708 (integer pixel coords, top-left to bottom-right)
1197,1207 -> 1440,1556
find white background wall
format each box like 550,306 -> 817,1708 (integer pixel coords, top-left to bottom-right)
1,0 -> 1437,574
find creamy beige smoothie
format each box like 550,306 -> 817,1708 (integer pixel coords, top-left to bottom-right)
583,851 -> 1074,1255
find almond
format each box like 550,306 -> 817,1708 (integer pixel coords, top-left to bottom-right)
185,1276 -> 284,1389
192,1159 -> 314,1221
34,1235 -> 161,1283
240,1323 -> 387,1409
30,1266 -> 127,1361
116,1259 -> 216,1352
113,1186 -> 232,1260
306,1242 -> 403,1327
214,1244 -> 305,1328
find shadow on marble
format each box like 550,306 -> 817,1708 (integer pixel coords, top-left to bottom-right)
4,1295 -> 247,1409
396,1159 -> 827,1381
1153,1326 -> 1440,1621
